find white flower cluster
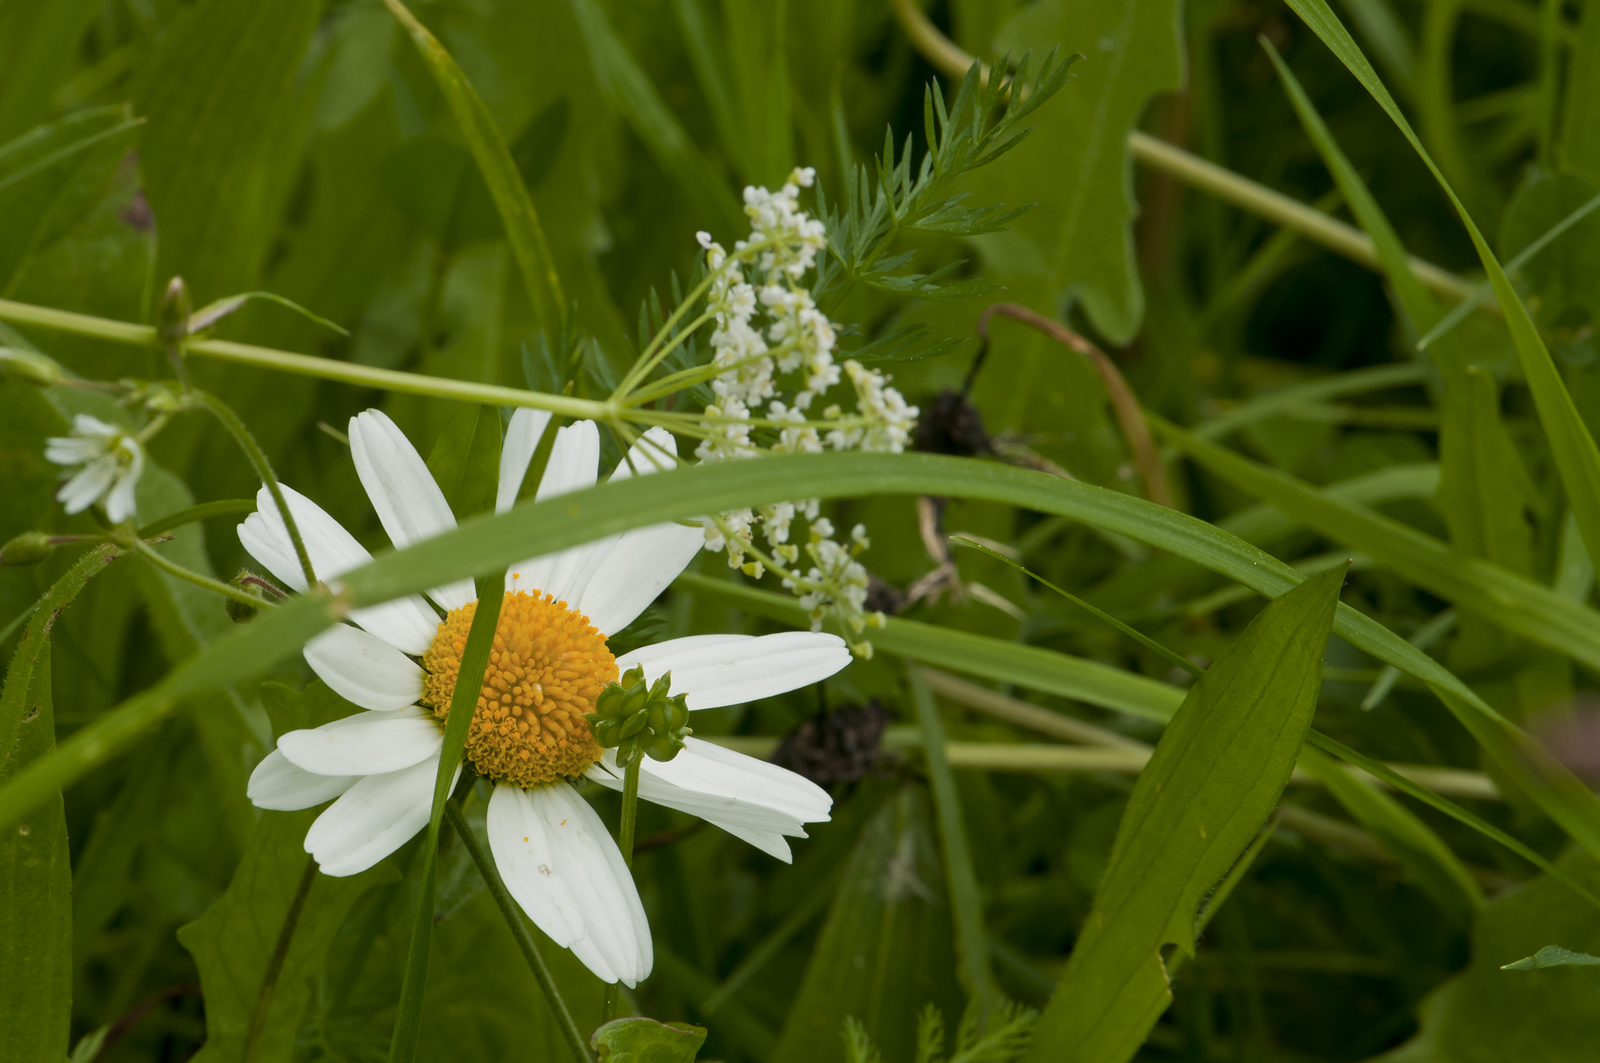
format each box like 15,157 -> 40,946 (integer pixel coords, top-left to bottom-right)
46,414 -> 145,524
691,168 -> 916,651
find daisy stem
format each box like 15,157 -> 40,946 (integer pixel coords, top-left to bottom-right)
125,536 -> 276,611
194,390 -> 317,588
442,799 -> 595,1063
602,758 -> 643,1023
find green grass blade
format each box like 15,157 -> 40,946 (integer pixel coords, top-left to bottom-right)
1026,566 -> 1346,1062
388,573 -> 503,1063
1283,0 -> 1600,587
135,499 -> 258,539
4,451 -> 1598,869
1156,415 -> 1600,673
907,665 -> 1001,1020
382,0 -> 564,330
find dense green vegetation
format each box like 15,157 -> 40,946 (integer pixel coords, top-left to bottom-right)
4,0 -> 1600,1060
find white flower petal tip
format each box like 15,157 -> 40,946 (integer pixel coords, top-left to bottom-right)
496,408 -> 555,513
615,631 -> 851,710
305,757 -> 456,877
347,409 -> 474,612
488,783 -> 652,986
304,625 -> 425,711
277,705 -> 442,777
247,750 -> 357,811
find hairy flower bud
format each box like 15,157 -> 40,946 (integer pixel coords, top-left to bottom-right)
156,276 -> 192,346
226,570 -> 272,623
0,531 -> 55,566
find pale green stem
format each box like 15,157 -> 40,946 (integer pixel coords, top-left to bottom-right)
884,0 -> 1482,308
0,298 -> 605,419
614,307 -> 717,401
127,536 -> 272,610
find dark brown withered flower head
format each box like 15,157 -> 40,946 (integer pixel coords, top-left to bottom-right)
772,701 -> 894,785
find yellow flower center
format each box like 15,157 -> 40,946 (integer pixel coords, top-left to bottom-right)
421,591 -> 616,787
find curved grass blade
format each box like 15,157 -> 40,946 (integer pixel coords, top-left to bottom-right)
952,536 -> 1202,678
136,498 -> 258,539
1283,0 -> 1600,589
1,451 -> 1596,869
381,0 -> 564,330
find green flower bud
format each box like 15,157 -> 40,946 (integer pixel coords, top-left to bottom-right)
156,276 -> 192,346
226,569 -> 271,623
592,669 -> 693,765
0,531 -> 54,566
0,348 -> 64,387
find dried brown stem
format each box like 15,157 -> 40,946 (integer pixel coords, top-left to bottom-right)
976,303 -> 1174,508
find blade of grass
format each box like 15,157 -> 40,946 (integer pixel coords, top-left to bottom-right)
381,0 -> 564,330
907,664 -> 1000,1022
1284,0 -> 1600,588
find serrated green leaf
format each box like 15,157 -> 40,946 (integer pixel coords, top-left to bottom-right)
974,0 -> 1184,343
591,1017 -> 707,1063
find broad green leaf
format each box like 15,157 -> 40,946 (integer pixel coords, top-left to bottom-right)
771,785 -> 962,1063
381,0 -> 565,329
0,108 -> 142,296
1561,1 -> 1600,187
1024,565 -> 1344,1063
591,1017 -> 707,1063
0,633 -> 68,1060
134,0 -> 321,303
5,451 -> 1599,870
426,403 -> 505,521
179,681 -> 392,1063
972,0 -> 1183,344
1283,0 -> 1600,613
0,0 -> 101,141
1376,852 -> 1600,1061
569,0 -> 744,238
908,666 -> 1001,1019
179,815 -> 394,1063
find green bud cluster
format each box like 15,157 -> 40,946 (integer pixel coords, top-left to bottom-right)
590,666 -> 692,767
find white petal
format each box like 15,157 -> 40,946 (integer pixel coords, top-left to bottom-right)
496,408 -> 555,514
74,414 -> 120,436
504,421 -> 603,603
615,631 -> 850,709
303,624 -> 425,712
348,409 -> 475,612
238,484 -> 439,654
56,460 -> 115,514
587,758 -> 806,855
277,705 -> 442,777
247,749 -> 357,810
487,783 -> 586,948
532,783 -> 652,986
305,756 -> 454,877
104,467 -> 139,523
608,427 -> 679,481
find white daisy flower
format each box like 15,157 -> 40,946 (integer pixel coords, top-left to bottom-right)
239,408 -> 847,987
45,414 -> 145,524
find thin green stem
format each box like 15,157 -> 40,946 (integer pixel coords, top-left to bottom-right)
243,857 -> 317,1063
195,390 -> 316,587
126,537 -> 272,610
615,308 -> 717,402
602,758 -> 643,1023
951,537 -> 1203,678
0,298 -> 605,419
136,499 -> 258,539
443,800 -> 594,1063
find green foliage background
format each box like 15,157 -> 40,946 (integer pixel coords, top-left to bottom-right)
5,0 -> 1600,1060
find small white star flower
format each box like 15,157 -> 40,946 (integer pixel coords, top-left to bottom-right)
45,414 -> 144,524
239,409 -> 847,988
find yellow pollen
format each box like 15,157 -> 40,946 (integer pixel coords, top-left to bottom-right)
421,591 -> 616,787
